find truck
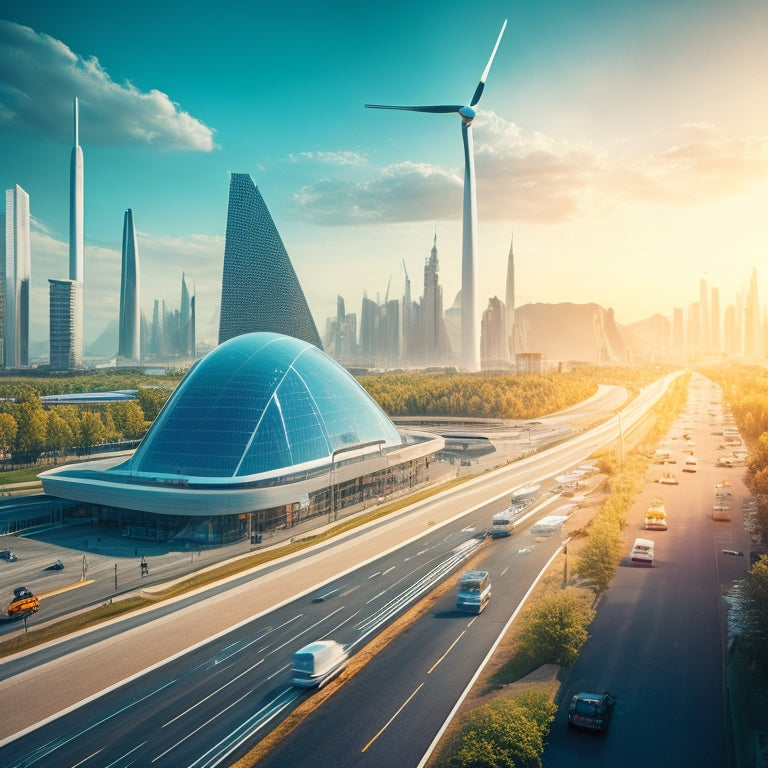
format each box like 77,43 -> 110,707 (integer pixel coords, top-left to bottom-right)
490,507 -> 520,537
291,640 -> 348,688
456,570 -> 491,614
7,586 -> 39,617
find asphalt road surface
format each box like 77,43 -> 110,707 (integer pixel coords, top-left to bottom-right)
543,373 -> 753,767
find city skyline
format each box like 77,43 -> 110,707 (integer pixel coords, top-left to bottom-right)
1,3 -> 768,356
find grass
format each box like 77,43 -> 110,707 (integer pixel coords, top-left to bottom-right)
0,467 -> 44,485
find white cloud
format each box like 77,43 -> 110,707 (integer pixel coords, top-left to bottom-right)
0,20 -> 215,151
291,110 -> 768,227
287,150 -> 368,166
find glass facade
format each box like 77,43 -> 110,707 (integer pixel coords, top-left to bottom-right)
127,332 -> 402,478
218,173 -> 322,348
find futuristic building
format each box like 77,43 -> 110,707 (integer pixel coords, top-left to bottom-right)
40,332 -> 442,544
218,173 -> 322,348
48,279 -> 82,370
49,97 -> 84,370
118,209 -> 141,361
2,184 -> 31,367
69,97 -> 84,364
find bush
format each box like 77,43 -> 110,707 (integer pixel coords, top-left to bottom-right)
449,691 -> 556,768
517,589 -> 595,668
574,518 -> 623,594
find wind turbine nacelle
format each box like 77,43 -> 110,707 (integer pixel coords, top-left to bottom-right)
459,106 -> 476,124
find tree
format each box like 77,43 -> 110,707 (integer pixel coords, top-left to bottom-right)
138,387 -> 170,422
13,403 -> 47,461
574,518 -> 623,594
79,412 -> 106,452
0,412 -> 18,457
742,555 -> 768,645
46,411 -> 74,462
517,589 -> 595,668
449,692 -> 556,768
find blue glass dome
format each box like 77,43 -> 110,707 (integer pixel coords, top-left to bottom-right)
127,333 -> 402,478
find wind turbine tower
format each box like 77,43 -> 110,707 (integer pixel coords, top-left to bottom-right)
366,20 -> 507,371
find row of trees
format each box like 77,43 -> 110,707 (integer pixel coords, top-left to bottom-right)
0,383 -> 173,464
359,372 -> 598,420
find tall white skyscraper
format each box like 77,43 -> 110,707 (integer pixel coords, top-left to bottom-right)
504,236 -> 515,362
69,97 -> 84,362
3,184 -> 31,367
118,209 -> 141,361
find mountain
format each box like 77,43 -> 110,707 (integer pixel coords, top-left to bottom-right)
513,302 -> 633,364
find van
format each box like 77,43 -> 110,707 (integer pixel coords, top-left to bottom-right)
456,570 -> 491,614
631,538 -> 654,566
291,640 -> 348,688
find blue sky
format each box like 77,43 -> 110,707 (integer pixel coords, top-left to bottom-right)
2,0 -> 768,354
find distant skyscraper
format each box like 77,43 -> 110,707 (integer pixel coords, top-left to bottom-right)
49,279 -> 82,370
481,296 -> 506,367
710,286 -> 720,353
180,273 -> 195,357
118,209 -> 141,361
504,236 -> 515,361
744,268 -> 762,359
2,184 -> 31,367
218,173 -> 321,348
699,278 -> 710,352
671,307 -> 684,354
67,97 -> 84,366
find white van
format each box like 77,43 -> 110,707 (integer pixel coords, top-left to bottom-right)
291,640 -> 348,688
631,538 -> 654,566
456,570 -> 491,614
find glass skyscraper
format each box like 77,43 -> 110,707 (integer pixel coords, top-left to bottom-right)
48,279 -> 82,370
118,208 -> 141,361
2,184 -> 31,368
218,173 -> 321,348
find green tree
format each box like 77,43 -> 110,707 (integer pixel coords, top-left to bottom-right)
0,412 -> 18,457
742,555 -> 768,646
79,412 -> 106,452
46,411 -> 74,462
449,692 -> 556,768
138,387 -> 170,422
13,403 -> 47,459
517,590 -> 595,668
574,519 -> 623,595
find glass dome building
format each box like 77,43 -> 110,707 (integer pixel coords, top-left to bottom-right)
129,332 -> 402,479
40,333 -> 443,545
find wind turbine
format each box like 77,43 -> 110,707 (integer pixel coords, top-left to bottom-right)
366,20 -> 507,371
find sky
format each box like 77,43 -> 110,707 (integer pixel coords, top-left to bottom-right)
1,0 -> 768,356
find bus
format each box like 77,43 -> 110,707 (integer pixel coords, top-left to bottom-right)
456,570 -> 491,614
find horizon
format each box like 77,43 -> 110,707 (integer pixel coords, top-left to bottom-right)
2,2 -> 767,353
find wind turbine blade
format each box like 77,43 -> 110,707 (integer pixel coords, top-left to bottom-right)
365,104 -> 463,114
470,19 -> 507,106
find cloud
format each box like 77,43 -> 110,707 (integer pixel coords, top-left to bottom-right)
0,20 -> 215,150
287,150 -> 368,167
293,161 -> 461,224
291,111 -> 768,226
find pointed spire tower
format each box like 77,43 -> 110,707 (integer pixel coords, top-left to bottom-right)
118,209 -> 141,361
504,235 -> 515,363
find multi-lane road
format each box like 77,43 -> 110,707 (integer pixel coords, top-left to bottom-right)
0,375 -> 688,767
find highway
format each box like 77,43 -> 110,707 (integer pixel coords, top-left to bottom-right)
542,372 -> 751,767
0,377 -> 674,766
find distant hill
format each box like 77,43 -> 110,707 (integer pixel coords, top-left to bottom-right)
514,302 -> 633,364
86,319 -> 118,359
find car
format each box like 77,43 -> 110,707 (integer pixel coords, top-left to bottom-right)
643,498 -> 668,531
657,472 -> 678,485
0,549 -> 18,562
631,537 -> 654,566
567,691 -> 616,732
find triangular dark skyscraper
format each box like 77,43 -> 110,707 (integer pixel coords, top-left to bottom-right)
218,173 -> 322,348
